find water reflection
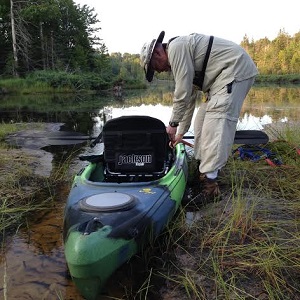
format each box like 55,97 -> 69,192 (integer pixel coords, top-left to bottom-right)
102,103 -> 289,133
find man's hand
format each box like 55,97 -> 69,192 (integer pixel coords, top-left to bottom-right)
173,133 -> 184,146
166,125 -> 183,147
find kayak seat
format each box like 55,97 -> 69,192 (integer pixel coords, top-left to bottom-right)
102,115 -> 170,182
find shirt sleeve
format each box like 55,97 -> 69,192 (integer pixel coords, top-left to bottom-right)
168,41 -> 195,123
177,87 -> 199,135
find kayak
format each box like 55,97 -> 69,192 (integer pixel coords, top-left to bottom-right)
63,116 -> 188,300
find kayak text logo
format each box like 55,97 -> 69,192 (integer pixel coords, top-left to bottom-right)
117,154 -> 152,166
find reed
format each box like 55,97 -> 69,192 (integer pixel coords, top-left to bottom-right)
0,78 -> 57,94
133,123 -> 300,299
1,120 -> 300,298
0,71 -> 113,94
255,74 -> 300,84
0,123 -> 75,240
0,123 -> 18,142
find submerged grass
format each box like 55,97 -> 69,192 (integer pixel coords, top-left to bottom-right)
0,151 -> 50,239
0,123 -> 74,240
134,123 -> 300,300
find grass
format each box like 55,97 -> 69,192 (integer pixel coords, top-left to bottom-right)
0,71 -> 129,94
1,121 -> 300,299
0,77 -> 64,94
0,149 -> 51,238
127,123 -> 300,300
255,74 -> 300,85
0,123 -> 74,240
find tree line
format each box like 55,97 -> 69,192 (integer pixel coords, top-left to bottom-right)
241,29 -> 300,75
0,0 -> 299,89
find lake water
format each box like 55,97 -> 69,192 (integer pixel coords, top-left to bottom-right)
1,84 -> 300,132
0,84 -> 299,299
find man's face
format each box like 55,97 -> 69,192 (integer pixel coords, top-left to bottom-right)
150,47 -> 170,73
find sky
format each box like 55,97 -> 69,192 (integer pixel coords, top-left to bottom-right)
74,0 -> 299,54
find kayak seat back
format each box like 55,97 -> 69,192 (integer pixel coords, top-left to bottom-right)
102,116 -> 169,181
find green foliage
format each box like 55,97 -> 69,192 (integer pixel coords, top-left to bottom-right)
0,0 -> 104,76
27,71 -> 111,90
1,0 -> 299,87
0,71 -> 112,93
0,77 -> 57,94
241,29 -> 300,75
255,74 -> 300,84
0,122 -> 19,141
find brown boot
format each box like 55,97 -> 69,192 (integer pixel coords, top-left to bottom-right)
192,176 -> 221,206
199,173 -> 207,184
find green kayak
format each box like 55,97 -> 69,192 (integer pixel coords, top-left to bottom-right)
63,116 -> 188,299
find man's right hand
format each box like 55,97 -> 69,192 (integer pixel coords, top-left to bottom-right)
173,133 -> 184,146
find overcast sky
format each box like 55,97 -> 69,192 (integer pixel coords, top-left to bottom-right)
74,0 -> 299,54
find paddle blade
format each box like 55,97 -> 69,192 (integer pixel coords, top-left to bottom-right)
183,130 -> 269,146
44,138 -> 90,145
7,130 -> 96,148
234,130 -> 269,144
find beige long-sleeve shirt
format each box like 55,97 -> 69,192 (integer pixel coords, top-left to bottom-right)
167,33 -> 258,127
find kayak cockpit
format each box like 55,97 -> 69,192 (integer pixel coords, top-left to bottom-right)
80,115 -> 176,183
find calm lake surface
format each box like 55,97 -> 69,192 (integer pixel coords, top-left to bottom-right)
0,84 -> 299,299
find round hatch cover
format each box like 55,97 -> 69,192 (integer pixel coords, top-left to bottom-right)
80,192 -> 136,212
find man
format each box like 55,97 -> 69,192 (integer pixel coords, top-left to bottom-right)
140,31 -> 258,203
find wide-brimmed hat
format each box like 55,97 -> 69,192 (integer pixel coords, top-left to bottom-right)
140,31 -> 165,82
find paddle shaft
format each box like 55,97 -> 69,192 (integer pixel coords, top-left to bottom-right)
47,130 -> 268,146
49,130 -> 268,146
10,129 -> 268,146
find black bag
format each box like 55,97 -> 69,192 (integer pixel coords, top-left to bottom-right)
103,116 -> 168,174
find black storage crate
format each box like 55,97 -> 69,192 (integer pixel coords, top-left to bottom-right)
102,116 -> 168,175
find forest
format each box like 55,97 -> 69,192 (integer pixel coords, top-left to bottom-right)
0,0 -> 299,90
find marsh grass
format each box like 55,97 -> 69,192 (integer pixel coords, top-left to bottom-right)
0,77 -> 74,94
0,123 -> 19,146
0,150 -> 50,237
0,123 -> 75,240
0,122 -> 44,143
133,124 -> 300,300
1,121 -> 300,299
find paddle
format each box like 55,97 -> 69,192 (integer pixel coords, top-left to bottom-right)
33,132 -> 97,147
7,129 -> 268,148
45,129 -> 268,146
182,130 -> 269,146
46,131 -> 103,147
7,130 -> 100,148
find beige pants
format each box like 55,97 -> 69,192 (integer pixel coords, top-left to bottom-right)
193,77 -> 256,175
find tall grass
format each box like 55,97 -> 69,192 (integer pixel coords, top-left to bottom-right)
0,123 -> 19,140
0,123 -> 76,240
255,74 -> 300,85
133,123 -> 300,299
0,150 -> 51,236
0,71 -> 113,94
0,77 -> 59,94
